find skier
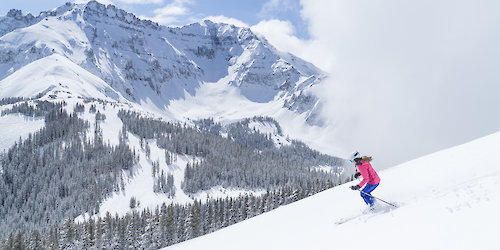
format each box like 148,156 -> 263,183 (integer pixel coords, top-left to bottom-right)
349,151 -> 380,207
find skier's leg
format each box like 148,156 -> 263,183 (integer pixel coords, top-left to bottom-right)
360,185 -> 372,205
360,192 -> 371,206
361,183 -> 379,206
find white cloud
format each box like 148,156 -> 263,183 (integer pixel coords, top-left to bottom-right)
148,0 -> 193,25
293,0 -> 500,167
153,2 -> 186,16
204,15 -> 249,28
251,19 -> 311,61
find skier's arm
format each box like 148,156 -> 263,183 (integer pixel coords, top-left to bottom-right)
357,164 -> 369,188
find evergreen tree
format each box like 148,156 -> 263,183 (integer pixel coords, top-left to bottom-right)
28,230 -> 42,250
3,232 -> 14,250
187,201 -> 202,238
13,231 -> 26,250
165,204 -> 176,246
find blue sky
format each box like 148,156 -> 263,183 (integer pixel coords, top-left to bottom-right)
0,0 -> 310,39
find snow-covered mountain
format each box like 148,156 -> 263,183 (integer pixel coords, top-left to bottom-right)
0,1 -> 325,124
164,131 -> 500,250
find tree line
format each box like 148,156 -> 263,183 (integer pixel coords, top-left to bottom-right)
1,179 -> 334,250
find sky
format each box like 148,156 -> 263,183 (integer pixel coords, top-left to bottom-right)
2,0 -> 500,167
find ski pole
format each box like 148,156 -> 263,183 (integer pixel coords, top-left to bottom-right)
359,190 -> 398,207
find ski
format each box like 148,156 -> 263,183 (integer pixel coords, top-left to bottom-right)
335,202 -> 399,225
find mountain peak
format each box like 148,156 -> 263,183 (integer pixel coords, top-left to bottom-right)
0,10 -> 36,37
80,0 -> 160,31
6,9 -> 25,20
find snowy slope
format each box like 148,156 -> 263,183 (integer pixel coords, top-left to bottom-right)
0,53 -> 125,102
0,114 -> 44,153
165,131 -> 500,250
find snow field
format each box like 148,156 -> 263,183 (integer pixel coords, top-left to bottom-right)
163,78 -> 333,157
165,131 -> 500,250
0,54 -> 124,102
165,77 -> 283,124
0,114 -> 44,153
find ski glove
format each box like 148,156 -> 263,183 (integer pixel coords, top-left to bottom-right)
350,185 -> 360,190
354,172 -> 361,178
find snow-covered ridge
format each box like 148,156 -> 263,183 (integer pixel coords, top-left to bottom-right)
0,2 -> 158,37
0,54 -> 125,101
0,2 -> 83,37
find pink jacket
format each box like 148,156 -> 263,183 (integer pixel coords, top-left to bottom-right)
357,160 -> 380,188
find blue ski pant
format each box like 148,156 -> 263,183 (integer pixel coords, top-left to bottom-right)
361,183 -> 379,206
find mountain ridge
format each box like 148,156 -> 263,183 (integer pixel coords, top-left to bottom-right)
0,1 -> 326,125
